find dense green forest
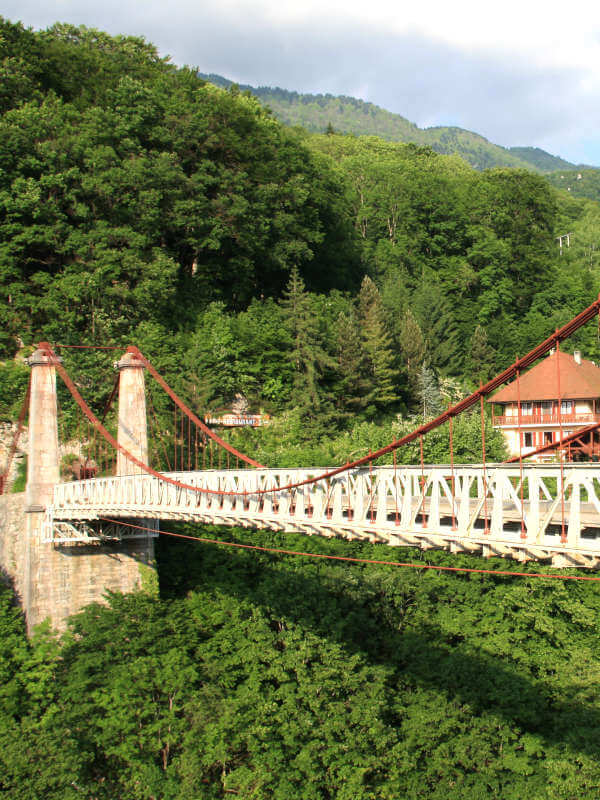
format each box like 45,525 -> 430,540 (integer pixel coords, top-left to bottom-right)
3,16 -> 600,439
507,147 -> 581,173
4,17 -> 600,799
3,530 -> 600,799
546,169 -> 600,203
199,74 -> 592,175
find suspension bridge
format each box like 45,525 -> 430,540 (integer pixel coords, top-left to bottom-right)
4,295 -> 600,631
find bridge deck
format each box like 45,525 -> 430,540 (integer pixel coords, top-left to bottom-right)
49,464 -> 600,568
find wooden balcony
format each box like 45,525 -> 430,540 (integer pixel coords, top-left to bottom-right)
493,412 -> 600,427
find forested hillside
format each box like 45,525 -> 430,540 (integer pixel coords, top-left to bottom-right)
546,169 -> 600,203
3,531 -> 600,799
4,17 -> 600,798
199,73 -> 586,174
508,146 -> 582,172
3,16 -> 600,437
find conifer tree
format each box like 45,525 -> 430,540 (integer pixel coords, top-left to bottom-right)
333,311 -> 370,418
399,309 -> 426,405
412,284 -> 461,374
468,324 -> 497,384
280,266 -> 334,415
357,276 -> 399,410
418,363 -> 443,419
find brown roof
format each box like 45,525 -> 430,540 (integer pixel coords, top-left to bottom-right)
489,351 -> 600,403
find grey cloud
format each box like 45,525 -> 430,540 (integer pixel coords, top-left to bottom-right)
2,0 -> 598,163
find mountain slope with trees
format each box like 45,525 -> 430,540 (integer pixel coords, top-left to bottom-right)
199,73 -> 591,174
508,146 -> 585,172
3,18 -> 600,797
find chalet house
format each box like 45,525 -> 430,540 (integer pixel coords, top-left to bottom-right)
489,350 -> 600,461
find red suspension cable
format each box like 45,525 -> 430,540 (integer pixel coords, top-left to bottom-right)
45,292 -> 600,500
393,450 -> 399,526
47,292 -> 600,487
419,434 -> 427,528
132,349 -> 264,469
146,388 -> 172,472
449,416 -> 457,531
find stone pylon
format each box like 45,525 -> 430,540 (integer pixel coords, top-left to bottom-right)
25,342 -> 60,512
115,347 -> 148,475
0,342 -> 157,635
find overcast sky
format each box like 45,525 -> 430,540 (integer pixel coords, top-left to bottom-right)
3,0 -> 600,165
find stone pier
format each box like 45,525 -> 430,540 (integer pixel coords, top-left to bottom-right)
0,344 -> 157,634
116,346 -> 148,475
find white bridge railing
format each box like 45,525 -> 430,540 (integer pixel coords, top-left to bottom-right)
50,464 -> 600,567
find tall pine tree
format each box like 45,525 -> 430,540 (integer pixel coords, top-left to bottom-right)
398,309 -> 426,407
357,276 -> 399,411
333,311 -> 370,419
280,266 -> 334,416
468,324 -> 497,384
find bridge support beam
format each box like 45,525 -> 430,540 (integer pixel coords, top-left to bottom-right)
116,347 -> 148,475
25,342 -> 60,512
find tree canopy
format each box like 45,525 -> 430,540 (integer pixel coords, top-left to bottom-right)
4,16 -> 600,799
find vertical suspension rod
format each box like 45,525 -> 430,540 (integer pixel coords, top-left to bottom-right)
480,391 -> 489,535
556,342 -> 567,543
449,416 -> 457,531
516,360 -> 526,539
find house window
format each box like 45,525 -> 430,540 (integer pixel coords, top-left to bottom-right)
521,402 -> 533,416
540,401 -> 552,415
544,431 -> 553,444
524,432 -> 533,447
561,400 -> 573,414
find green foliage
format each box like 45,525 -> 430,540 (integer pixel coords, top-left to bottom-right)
280,266 -> 335,418
0,358 -> 29,420
357,276 -> 399,410
418,363 -> 443,419
200,74 -> 571,173
468,324 -> 497,384
10,456 -> 26,493
508,146 -> 577,172
546,168 -> 600,202
395,410 -> 507,464
398,309 -> 426,399
3,531 -> 600,797
0,25 -> 359,357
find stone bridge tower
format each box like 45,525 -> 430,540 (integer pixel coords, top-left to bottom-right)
0,344 -> 157,634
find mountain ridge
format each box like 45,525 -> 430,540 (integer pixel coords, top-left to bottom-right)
199,72 -> 594,174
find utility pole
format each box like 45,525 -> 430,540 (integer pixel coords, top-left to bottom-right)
556,232 -> 572,255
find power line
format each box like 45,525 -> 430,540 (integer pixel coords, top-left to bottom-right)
99,518 -> 600,583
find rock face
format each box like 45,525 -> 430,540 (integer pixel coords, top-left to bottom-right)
231,393 -> 250,415
0,422 -> 28,491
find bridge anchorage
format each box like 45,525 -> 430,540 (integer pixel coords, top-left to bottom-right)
3,294 -> 600,631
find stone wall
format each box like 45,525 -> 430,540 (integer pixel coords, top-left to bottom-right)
0,494 -> 156,633
26,511 -> 156,631
0,493 -> 27,603
0,423 -> 28,491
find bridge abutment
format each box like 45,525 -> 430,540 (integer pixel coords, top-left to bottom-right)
0,344 -> 157,635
